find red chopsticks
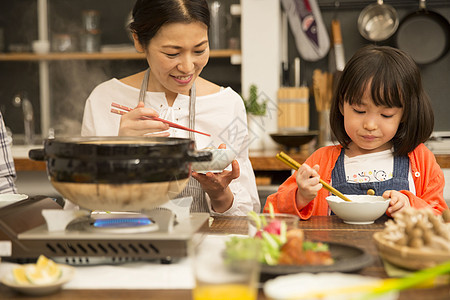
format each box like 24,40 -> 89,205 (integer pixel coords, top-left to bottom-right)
110,102 -> 211,137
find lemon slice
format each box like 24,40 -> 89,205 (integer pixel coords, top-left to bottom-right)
12,267 -> 29,285
36,255 -> 60,278
36,255 -> 50,268
12,255 -> 62,285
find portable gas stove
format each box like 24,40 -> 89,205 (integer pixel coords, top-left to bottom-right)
0,196 -> 209,265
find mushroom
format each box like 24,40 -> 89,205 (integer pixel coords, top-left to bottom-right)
442,209 -> 450,223
380,207 -> 450,251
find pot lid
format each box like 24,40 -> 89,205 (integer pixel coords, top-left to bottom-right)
43,136 -> 195,159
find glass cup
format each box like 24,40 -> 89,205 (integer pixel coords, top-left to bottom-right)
80,30 -> 101,53
247,213 -> 299,237
192,235 -> 260,300
82,10 -> 100,32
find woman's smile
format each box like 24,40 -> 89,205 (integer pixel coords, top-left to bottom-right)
171,74 -> 193,85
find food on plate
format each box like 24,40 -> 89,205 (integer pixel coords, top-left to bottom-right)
278,229 -> 333,266
380,207 -> 450,251
12,255 -> 62,285
226,211 -> 333,266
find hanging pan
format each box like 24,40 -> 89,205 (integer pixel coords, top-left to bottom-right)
395,0 -> 450,65
358,0 -> 399,42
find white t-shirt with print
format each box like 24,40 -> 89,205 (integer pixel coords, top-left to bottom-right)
344,149 -> 416,194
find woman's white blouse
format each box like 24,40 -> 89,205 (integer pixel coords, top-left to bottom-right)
81,78 -> 260,215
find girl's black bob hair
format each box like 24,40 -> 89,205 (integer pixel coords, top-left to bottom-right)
330,45 -> 434,156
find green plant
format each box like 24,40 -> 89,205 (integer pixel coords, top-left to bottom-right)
243,84 -> 267,116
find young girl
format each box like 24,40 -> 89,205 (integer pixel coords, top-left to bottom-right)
265,45 -> 448,219
81,0 -> 259,215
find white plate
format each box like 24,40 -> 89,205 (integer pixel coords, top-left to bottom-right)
264,272 -> 398,300
1,264 -> 75,296
0,194 -> 28,209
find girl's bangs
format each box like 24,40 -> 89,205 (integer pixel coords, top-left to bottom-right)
344,71 -> 404,108
370,74 -> 404,108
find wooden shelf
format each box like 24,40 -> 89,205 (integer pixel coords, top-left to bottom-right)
0,49 -> 241,61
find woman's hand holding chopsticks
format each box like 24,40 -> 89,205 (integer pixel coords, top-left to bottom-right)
111,102 -> 211,136
116,102 -> 170,137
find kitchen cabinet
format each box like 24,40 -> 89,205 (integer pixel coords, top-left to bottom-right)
5,1 -> 449,145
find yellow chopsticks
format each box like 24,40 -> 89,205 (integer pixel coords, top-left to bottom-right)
276,151 -> 352,202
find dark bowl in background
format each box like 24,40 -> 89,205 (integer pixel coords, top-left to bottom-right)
270,131 -> 319,150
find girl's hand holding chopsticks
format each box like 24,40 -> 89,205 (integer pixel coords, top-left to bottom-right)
295,163 -> 324,210
114,102 -> 171,137
275,151 -> 352,209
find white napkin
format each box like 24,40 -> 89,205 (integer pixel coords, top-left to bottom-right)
65,258 -> 195,289
0,259 -> 193,289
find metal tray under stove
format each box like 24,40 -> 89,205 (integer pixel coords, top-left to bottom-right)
0,196 -> 209,265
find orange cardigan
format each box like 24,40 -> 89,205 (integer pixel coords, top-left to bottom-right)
264,144 -> 448,219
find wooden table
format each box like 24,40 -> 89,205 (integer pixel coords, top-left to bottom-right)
1,216 -> 449,299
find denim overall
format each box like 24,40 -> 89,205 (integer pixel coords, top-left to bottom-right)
331,149 -> 410,201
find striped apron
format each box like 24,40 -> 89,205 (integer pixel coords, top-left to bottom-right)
138,69 -> 209,213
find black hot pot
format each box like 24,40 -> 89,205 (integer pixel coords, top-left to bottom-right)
28,136 -> 211,211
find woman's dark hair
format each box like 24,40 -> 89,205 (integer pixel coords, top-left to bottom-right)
129,0 -> 210,47
330,45 -> 434,156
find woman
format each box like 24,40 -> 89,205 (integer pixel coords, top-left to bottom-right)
81,0 -> 260,215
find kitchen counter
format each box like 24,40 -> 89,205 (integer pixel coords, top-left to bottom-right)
12,149 -> 450,171
1,216 -> 448,299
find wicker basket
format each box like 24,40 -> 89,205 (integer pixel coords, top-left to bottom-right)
373,232 -> 450,270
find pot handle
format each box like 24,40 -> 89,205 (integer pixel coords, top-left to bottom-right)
185,150 -> 212,162
28,148 -> 45,161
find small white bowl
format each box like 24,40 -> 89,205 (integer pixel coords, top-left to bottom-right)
191,148 -> 236,173
326,195 -> 390,225
1,264 -> 75,296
